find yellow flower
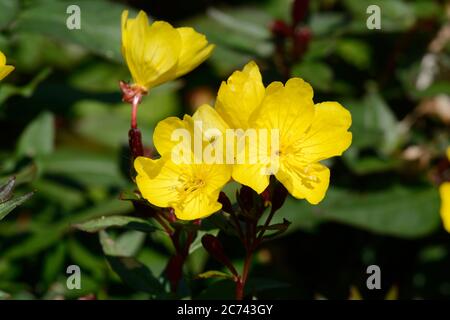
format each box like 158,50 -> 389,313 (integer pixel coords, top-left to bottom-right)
216,61 -> 352,204
0,51 -> 14,81
121,10 -> 214,91
134,105 -> 231,220
440,147 -> 450,232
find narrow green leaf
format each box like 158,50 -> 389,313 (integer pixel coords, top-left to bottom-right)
197,270 -> 233,280
16,112 -> 54,158
74,215 -> 158,233
0,192 -> 33,221
0,177 -> 15,203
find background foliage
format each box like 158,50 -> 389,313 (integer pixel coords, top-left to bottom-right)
0,0 -> 449,299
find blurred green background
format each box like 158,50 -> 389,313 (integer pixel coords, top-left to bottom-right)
0,0 -> 449,299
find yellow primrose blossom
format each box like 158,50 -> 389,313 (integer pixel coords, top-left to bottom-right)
216,61 -> 352,204
121,10 -> 214,91
0,51 -> 14,81
440,147 -> 450,232
134,105 -> 231,220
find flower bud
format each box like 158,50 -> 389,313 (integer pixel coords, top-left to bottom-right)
218,192 -> 233,213
292,0 -> 310,26
202,234 -> 238,277
270,19 -> 292,38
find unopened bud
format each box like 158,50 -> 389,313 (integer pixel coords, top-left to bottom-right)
270,19 -> 292,38
292,0 -> 310,26
202,234 -> 238,277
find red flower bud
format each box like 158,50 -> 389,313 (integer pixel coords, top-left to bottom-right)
270,19 -> 292,38
271,183 -> 288,213
292,0 -> 310,26
202,234 -> 238,277
293,27 -> 312,59
128,128 -> 144,159
218,192 -> 233,213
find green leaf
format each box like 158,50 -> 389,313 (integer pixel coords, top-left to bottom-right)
32,179 -> 84,211
42,243 -> 66,284
0,0 -> 18,30
196,279 -> 235,299
1,228 -> 63,260
309,13 -> 346,36
74,215 -> 158,233
364,88 -> 404,155
15,0 -> 135,62
100,230 -> 145,257
0,192 -> 33,221
197,270 -> 233,280
279,185 -> 441,238
189,229 -> 219,254
40,148 -> 126,187
186,7 -> 273,75
16,112 -> 54,158
292,61 -> 333,92
58,198 -> 133,228
0,68 -> 51,105
106,256 -> 165,295
67,239 -> 106,279
257,218 -> 291,239
343,150 -> 400,174
206,7 -> 271,40
0,177 -> 16,203
336,39 -> 371,70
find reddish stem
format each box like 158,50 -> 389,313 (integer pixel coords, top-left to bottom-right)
131,100 -> 138,129
236,251 -> 253,300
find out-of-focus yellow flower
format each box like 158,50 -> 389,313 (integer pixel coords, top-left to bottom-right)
440,147 -> 450,232
0,51 -> 14,81
134,105 -> 231,220
216,61 -> 352,204
121,10 -> 214,91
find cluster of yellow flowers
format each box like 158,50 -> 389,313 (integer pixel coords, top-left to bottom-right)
121,11 -> 352,220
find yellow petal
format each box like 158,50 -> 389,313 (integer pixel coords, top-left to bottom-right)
153,115 -> 193,156
296,101 -> 352,163
0,51 -> 14,81
0,51 -> 6,66
446,147 -> 450,161
174,192 -> 222,220
215,61 -> 265,129
175,27 -> 214,77
192,104 -> 230,162
250,78 -> 315,146
440,182 -> 450,233
0,65 -> 14,81
192,104 -> 229,135
134,156 -> 181,208
198,163 -> 232,195
232,162 -> 270,194
174,163 -> 231,220
121,10 -> 181,89
275,162 -> 330,204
